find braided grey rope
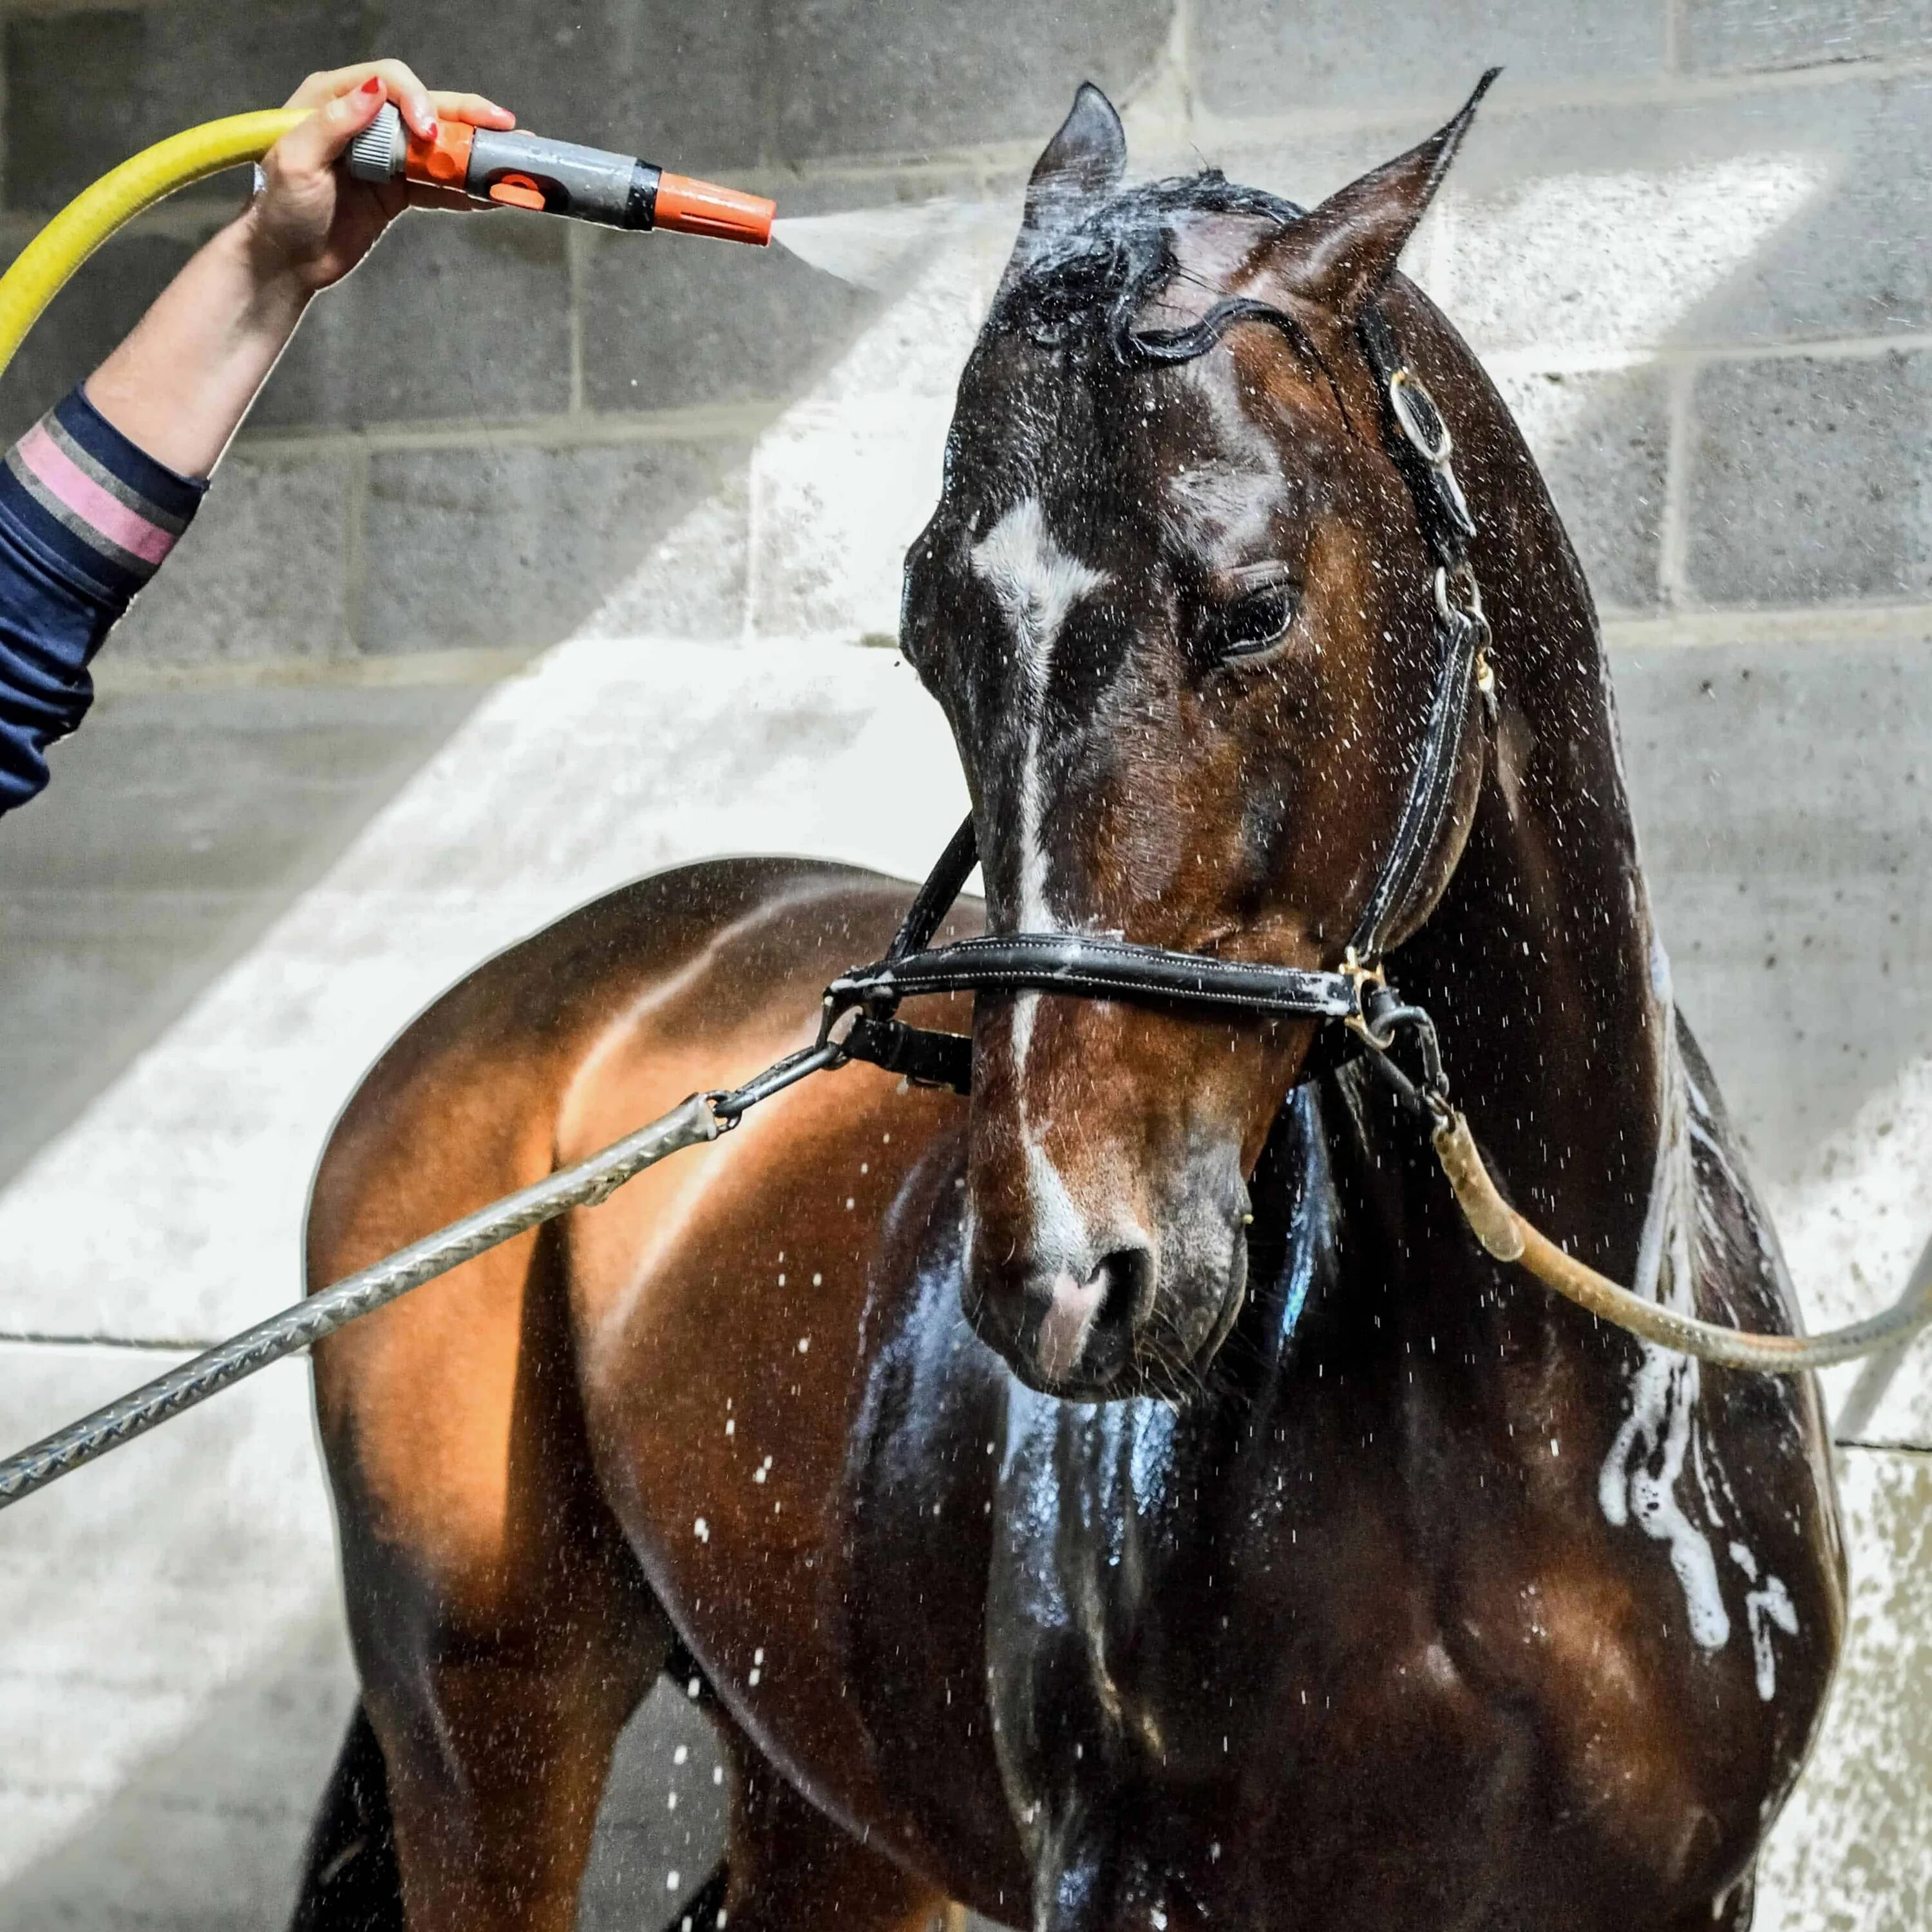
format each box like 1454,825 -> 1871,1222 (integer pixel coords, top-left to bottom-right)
0,1093 -> 724,1511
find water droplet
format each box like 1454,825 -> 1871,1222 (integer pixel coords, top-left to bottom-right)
674,1745 -> 688,1765
694,1517 -> 709,1542
749,1667 -> 761,1686
797,1335 -> 811,1353
667,1871 -> 681,1891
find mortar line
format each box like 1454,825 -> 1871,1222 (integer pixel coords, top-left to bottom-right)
0,1331 -> 220,1353
342,440 -> 370,654
567,222 -> 587,416
1657,358 -> 1694,611
1479,330 -> 1932,377
234,400 -> 782,460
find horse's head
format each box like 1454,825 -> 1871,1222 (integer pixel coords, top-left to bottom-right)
902,82 -> 1493,1399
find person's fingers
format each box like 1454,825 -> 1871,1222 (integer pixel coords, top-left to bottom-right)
267,73 -> 388,178
281,64 -> 373,112
279,59 -> 439,139
426,90 -> 516,129
363,60 -> 439,140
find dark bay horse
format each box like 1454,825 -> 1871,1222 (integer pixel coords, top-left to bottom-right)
296,80 -> 1844,1932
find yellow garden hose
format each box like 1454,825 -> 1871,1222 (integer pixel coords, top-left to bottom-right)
0,110 -> 307,381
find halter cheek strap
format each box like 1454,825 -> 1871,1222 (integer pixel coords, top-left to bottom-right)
820,299 -> 1492,1099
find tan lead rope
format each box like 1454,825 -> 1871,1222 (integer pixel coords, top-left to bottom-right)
1432,1110 -> 1932,1373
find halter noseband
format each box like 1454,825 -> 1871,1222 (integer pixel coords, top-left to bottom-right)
816,296 -> 1492,1108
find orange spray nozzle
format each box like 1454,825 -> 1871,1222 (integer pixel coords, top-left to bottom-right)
346,104 -> 775,246
650,173 -> 775,246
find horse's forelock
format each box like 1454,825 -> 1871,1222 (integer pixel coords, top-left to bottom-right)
990,173 -> 1303,358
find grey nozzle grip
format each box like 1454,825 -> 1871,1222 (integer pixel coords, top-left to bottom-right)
345,102 -> 408,184
466,127 -> 649,227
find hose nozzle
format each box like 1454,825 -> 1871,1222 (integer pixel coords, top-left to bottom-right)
348,104 -> 773,244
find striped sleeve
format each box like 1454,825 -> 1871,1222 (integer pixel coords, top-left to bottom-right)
0,385 -> 208,818
0,384 -> 206,605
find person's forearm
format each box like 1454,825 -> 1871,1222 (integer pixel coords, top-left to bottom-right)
82,212 -> 312,481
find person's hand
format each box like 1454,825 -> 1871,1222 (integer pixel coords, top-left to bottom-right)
238,61 -> 516,295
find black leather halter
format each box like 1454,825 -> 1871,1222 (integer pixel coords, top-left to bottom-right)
817,296 -> 1493,1102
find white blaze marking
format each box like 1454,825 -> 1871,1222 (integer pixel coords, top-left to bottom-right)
969,500 -> 1110,1310
969,497 -> 1109,1077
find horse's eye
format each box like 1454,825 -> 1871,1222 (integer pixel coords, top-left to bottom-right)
1206,583 -> 1298,663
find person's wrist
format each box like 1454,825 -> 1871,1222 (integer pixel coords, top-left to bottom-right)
223,203 -> 323,316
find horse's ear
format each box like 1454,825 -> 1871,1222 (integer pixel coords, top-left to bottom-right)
1019,82 -> 1126,238
1273,69 -> 1497,319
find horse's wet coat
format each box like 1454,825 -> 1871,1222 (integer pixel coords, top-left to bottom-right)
298,80 -> 1843,1932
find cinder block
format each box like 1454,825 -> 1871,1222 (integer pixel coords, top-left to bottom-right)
361,439 -> 750,652
109,454 -> 354,664
582,223 -> 878,416
0,1347 -> 346,1921
0,685 -> 478,896
1490,363 -> 1668,614
252,212 -> 572,430
1682,0 -> 1932,74
1195,0 -> 1665,119
3,3 -> 362,211
1757,1448 -> 1932,1923
766,0 -> 1173,164
0,889 -> 249,1193
1615,638 -> 1932,1190
1421,74 -> 1932,354
363,0 -> 766,175
3,10 -> 148,211
0,234 -> 200,443
118,0 -> 363,138
1683,348 -> 1932,607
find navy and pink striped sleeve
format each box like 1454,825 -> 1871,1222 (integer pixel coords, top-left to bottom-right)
0,384 -> 207,818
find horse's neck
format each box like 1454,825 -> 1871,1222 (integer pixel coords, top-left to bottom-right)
1333,599 -> 1705,1406
1418,612 -> 1667,1258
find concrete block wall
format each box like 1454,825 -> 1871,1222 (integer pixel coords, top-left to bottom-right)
0,0 -> 1922,669
3,3 -> 1932,1928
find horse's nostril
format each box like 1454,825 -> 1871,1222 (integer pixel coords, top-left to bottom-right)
1093,1245 -> 1153,1329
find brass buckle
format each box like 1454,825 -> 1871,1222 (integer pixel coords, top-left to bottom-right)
1340,947 -> 1392,1049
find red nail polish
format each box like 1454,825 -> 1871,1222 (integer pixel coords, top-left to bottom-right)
359,75 -> 382,96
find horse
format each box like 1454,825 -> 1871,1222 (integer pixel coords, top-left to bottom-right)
291,78 -> 1845,1932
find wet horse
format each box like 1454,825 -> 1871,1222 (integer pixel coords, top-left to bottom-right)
294,80 -> 1844,1932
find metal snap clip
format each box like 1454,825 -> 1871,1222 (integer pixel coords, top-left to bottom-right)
1434,563 -> 1484,627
